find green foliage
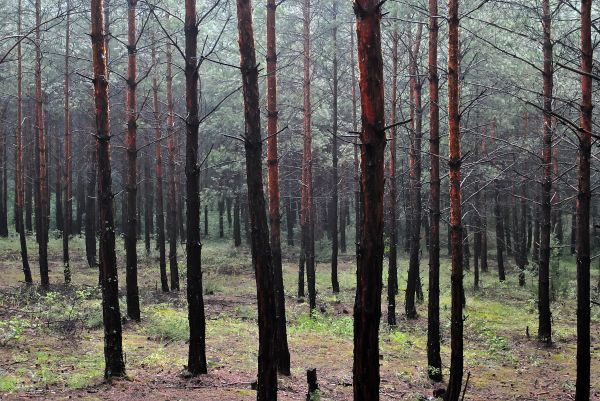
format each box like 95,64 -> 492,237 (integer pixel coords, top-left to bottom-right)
0,317 -> 29,346
0,375 -> 17,392
145,306 -> 189,342
289,313 -> 353,338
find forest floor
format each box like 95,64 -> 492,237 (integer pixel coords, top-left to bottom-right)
0,234 -> 599,401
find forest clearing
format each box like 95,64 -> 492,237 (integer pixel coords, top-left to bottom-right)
0,0 -> 598,399
0,235 -> 598,400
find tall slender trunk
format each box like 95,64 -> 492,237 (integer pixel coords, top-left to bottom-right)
166,40 -> 179,291
265,0 -> 290,375
552,146 -> 563,244
494,178 -> 506,281
85,138 -> 97,268
233,192 -> 241,246
152,42 -> 168,293
91,0 -> 125,378
62,0 -> 72,284
405,24 -> 423,318
16,0 -> 32,284
124,0 -> 140,321
54,135 -> 63,234
538,0 -> 553,344
352,1 -> 385,399
480,136 -> 488,272
387,27 -> 398,326
185,0 -> 207,375
330,0 -> 340,294
301,0 -> 316,312
236,1 -> 278,398
350,25 -> 361,263
445,0 -> 464,398
35,0 -> 49,289
427,0 -> 442,381
575,0 -> 592,397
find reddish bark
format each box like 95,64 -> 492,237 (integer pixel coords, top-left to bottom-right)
427,0 -> 442,381
445,0 -> 464,398
352,1 -> 386,399
265,0 -> 290,375
235,0 -> 278,397
91,0 -> 125,378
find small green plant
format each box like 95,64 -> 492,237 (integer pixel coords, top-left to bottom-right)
145,306 -> 189,341
0,317 -> 29,346
0,375 -> 17,392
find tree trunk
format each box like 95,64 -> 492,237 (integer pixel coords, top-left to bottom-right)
405,23 -> 424,318
166,39 -> 179,291
494,177 -> 506,281
350,24 -> 361,265
185,0 -> 207,375
445,0 -> 464,398
91,0 -> 126,378
352,1 -> 385,399
233,193 -> 241,246
152,41 -> 169,293
330,0 -> 340,294
235,1 -> 278,398
54,136 -> 63,235
124,0 -> 140,321
16,0 -> 32,284
538,0 -> 552,344
575,1 -> 592,397
62,0 -> 72,284
301,0 -> 316,312
265,0 -> 290,375
218,196 -> 225,238
427,0 -> 442,381
387,27 -> 398,326
35,0 -> 49,288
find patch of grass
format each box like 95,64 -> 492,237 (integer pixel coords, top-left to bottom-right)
145,306 -> 189,342
0,375 -> 18,392
289,313 -> 353,338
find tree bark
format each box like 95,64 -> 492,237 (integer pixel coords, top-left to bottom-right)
352,1 -> 385,399
16,0 -> 32,284
330,0 -> 340,295
405,23 -> 424,318
166,39 -> 179,291
538,0 -> 553,344
387,27 -> 398,326
301,0 -> 316,312
152,41 -> 169,293
235,0 -> 278,398
91,0 -> 126,378
62,0 -> 72,284
575,0 -> 592,397
185,0 -> 208,375
445,0 -> 464,398
124,0 -> 140,321
426,0 -> 442,382
35,0 -> 49,289
265,0 -> 290,375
